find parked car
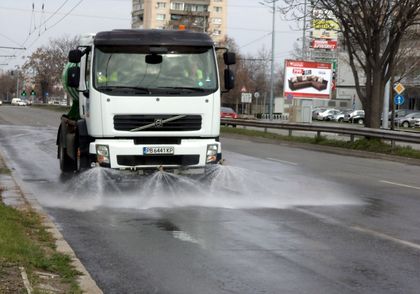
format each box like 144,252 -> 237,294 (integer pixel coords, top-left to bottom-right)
333,109 -> 352,123
11,98 -> 27,106
344,110 -> 365,124
395,112 -> 420,128
316,108 -> 341,121
220,107 -> 238,127
312,107 -> 328,120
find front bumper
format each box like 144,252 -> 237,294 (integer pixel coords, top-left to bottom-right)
89,138 -> 221,169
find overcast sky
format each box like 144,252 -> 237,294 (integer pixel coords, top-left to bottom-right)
0,0 -> 301,70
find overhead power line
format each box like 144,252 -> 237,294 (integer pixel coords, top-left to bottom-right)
0,46 -> 26,50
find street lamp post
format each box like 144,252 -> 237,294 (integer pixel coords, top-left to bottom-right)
260,0 -> 279,120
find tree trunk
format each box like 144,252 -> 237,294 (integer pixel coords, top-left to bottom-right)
364,71 -> 384,129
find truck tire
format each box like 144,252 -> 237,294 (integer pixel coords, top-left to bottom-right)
59,145 -> 76,172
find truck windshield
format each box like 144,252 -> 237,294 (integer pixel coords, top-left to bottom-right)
93,45 -> 218,95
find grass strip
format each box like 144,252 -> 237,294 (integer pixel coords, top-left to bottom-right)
221,126 -> 420,160
0,202 -> 82,293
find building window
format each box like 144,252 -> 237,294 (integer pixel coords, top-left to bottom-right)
212,30 -> 221,35
156,14 -> 166,21
171,2 -> 184,10
157,2 -> 166,9
184,4 -> 208,12
213,6 -> 222,13
212,17 -> 222,24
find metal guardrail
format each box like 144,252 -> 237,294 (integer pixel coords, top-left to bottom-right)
221,118 -> 420,145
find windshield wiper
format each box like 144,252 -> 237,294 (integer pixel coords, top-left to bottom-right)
158,87 -> 207,93
97,86 -> 151,94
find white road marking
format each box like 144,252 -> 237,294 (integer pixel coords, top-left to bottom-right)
266,157 -> 298,166
296,208 -> 420,252
380,180 -> 420,191
351,226 -> 420,251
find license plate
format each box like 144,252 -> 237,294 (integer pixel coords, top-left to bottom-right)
143,147 -> 174,155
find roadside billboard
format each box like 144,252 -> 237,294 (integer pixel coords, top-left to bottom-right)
310,39 -> 338,50
312,29 -> 338,40
283,60 -> 333,99
312,19 -> 339,30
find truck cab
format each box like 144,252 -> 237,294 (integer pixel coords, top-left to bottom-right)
58,29 -> 235,173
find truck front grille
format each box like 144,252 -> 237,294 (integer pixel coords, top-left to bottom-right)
117,155 -> 200,166
114,115 -> 202,132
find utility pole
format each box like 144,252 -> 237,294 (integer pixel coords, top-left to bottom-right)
382,0 -> 391,129
302,0 -> 307,59
260,0 -> 279,120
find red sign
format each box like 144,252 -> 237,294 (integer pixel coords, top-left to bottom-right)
311,39 -> 338,50
310,39 -> 338,50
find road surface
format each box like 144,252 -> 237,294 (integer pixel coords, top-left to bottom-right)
1,105 -> 420,294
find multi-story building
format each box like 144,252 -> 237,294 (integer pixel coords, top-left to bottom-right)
131,0 -> 227,44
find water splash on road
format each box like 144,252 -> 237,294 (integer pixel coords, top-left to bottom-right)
35,162 -> 360,211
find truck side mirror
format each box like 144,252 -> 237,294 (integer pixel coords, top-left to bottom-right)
223,52 -> 236,65
67,66 -> 80,88
69,49 -> 83,63
224,69 -> 235,90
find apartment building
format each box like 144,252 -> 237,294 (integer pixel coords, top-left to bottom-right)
131,0 -> 227,44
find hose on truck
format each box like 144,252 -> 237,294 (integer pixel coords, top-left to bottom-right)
62,62 -> 80,120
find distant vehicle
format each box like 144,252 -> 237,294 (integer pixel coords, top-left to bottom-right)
316,108 -> 340,121
344,110 -> 365,124
220,107 -> 238,119
332,110 -> 352,123
395,112 -> 420,128
11,98 -> 27,106
221,107 -> 238,127
312,107 -> 328,120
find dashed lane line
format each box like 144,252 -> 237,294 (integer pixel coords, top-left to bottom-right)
380,180 -> 420,191
266,157 -> 299,166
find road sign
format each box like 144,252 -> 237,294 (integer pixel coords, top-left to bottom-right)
240,86 -> 247,93
21,90 -> 27,96
241,92 -> 252,103
30,90 -> 36,96
254,92 -> 260,99
393,83 -> 405,95
394,94 -> 405,106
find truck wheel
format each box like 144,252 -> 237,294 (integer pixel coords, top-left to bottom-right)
59,145 -> 76,172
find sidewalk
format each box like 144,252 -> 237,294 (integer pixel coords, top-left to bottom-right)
0,153 -> 102,293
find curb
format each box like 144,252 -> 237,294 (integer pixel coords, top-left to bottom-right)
0,151 -> 102,294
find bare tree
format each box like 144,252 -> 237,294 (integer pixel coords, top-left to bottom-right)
281,0 -> 420,128
0,71 -> 18,101
23,35 -> 79,103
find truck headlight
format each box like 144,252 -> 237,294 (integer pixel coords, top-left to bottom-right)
206,144 -> 218,163
96,145 -> 110,166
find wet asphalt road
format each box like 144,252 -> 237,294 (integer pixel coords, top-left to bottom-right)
1,105 -> 420,294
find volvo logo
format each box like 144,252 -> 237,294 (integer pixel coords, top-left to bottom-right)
154,118 -> 163,128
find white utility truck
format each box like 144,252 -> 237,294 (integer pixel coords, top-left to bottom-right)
57,29 -> 235,173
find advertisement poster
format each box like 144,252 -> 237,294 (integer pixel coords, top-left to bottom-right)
283,60 -> 333,99
310,39 -> 338,50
